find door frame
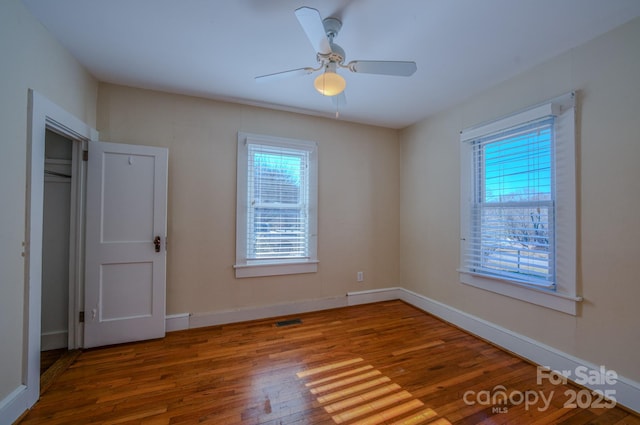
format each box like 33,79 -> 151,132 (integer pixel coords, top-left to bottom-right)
23,89 -> 98,408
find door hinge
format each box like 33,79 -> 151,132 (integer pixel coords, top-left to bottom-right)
79,311 -> 85,323
82,150 -> 88,161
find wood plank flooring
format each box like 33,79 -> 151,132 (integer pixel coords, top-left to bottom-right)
18,301 -> 639,425
40,349 -> 82,395
40,349 -> 67,375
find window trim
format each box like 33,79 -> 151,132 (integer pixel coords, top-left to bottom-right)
235,132 -> 318,278
459,92 -> 582,315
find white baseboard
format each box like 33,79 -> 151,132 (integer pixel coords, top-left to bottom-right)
188,296 -> 347,329
397,287 -> 640,415
41,331 -> 68,351
0,385 -> 27,425
165,313 -> 190,332
347,287 -> 402,305
166,290 -> 398,332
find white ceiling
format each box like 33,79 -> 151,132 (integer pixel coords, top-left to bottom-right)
22,0 -> 640,129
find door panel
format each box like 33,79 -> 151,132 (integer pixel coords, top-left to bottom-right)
101,153 -> 155,242
100,262 -> 153,320
84,140 -> 168,348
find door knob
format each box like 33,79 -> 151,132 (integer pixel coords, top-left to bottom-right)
153,236 -> 161,253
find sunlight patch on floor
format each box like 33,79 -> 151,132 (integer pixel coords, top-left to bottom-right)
297,358 -> 451,425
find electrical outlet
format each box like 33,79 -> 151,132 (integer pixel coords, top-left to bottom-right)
357,271 -> 364,282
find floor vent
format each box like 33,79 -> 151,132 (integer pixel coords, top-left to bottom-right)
276,318 -> 302,327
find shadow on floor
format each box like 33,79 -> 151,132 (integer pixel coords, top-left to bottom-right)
40,349 -> 82,395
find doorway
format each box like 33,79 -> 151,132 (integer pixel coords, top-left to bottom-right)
40,130 -> 82,388
23,90 -> 167,415
23,89 -> 97,408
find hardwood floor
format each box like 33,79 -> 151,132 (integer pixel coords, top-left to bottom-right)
40,349 -> 82,396
19,301 -> 639,425
40,349 -> 67,375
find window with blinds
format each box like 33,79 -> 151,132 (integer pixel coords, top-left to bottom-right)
465,117 -> 555,287
459,93 -> 579,314
247,144 -> 309,260
235,133 -> 318,278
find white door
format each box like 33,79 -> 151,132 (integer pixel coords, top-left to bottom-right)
84,140 -> 168,348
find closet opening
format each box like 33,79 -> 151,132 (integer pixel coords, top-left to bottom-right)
40,129 -> 84,391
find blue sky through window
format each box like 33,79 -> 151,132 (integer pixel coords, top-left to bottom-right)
254,152 -> 302,185
483,127 -> 552,203
253,150 -> 304,205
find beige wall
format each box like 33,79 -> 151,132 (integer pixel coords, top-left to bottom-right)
399,17 -> 640,382
0,0 -> 97,401
97,84 -> 400,316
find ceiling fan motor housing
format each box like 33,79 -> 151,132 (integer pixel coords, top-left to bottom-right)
319,43 -> 345,65
318,17 -> 345,65
323,17 -> 342,40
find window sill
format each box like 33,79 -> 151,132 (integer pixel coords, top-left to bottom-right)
234,260 -> 318,278
458,270 -> 582,315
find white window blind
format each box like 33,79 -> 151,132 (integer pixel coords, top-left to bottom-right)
235,132 -> 318,278
247,143 -> 310,260
464,117 -> 555,287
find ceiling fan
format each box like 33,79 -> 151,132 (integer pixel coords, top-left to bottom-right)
255,7 -> 417,103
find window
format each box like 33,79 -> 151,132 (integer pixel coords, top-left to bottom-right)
235,132 -> 318,278
459,93 -> 581,314
467,117 -> 556,286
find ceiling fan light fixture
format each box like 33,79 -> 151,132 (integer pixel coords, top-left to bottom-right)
314,69 -> 346,96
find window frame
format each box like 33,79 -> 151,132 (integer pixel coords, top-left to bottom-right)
235,132 -> 318,278
469,116 -> 557,287
459,93 -> 582,314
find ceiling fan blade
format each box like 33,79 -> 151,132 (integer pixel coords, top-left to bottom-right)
255,67 -> 315,83
295,7 -> 332,55
347,61 -> 417,76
